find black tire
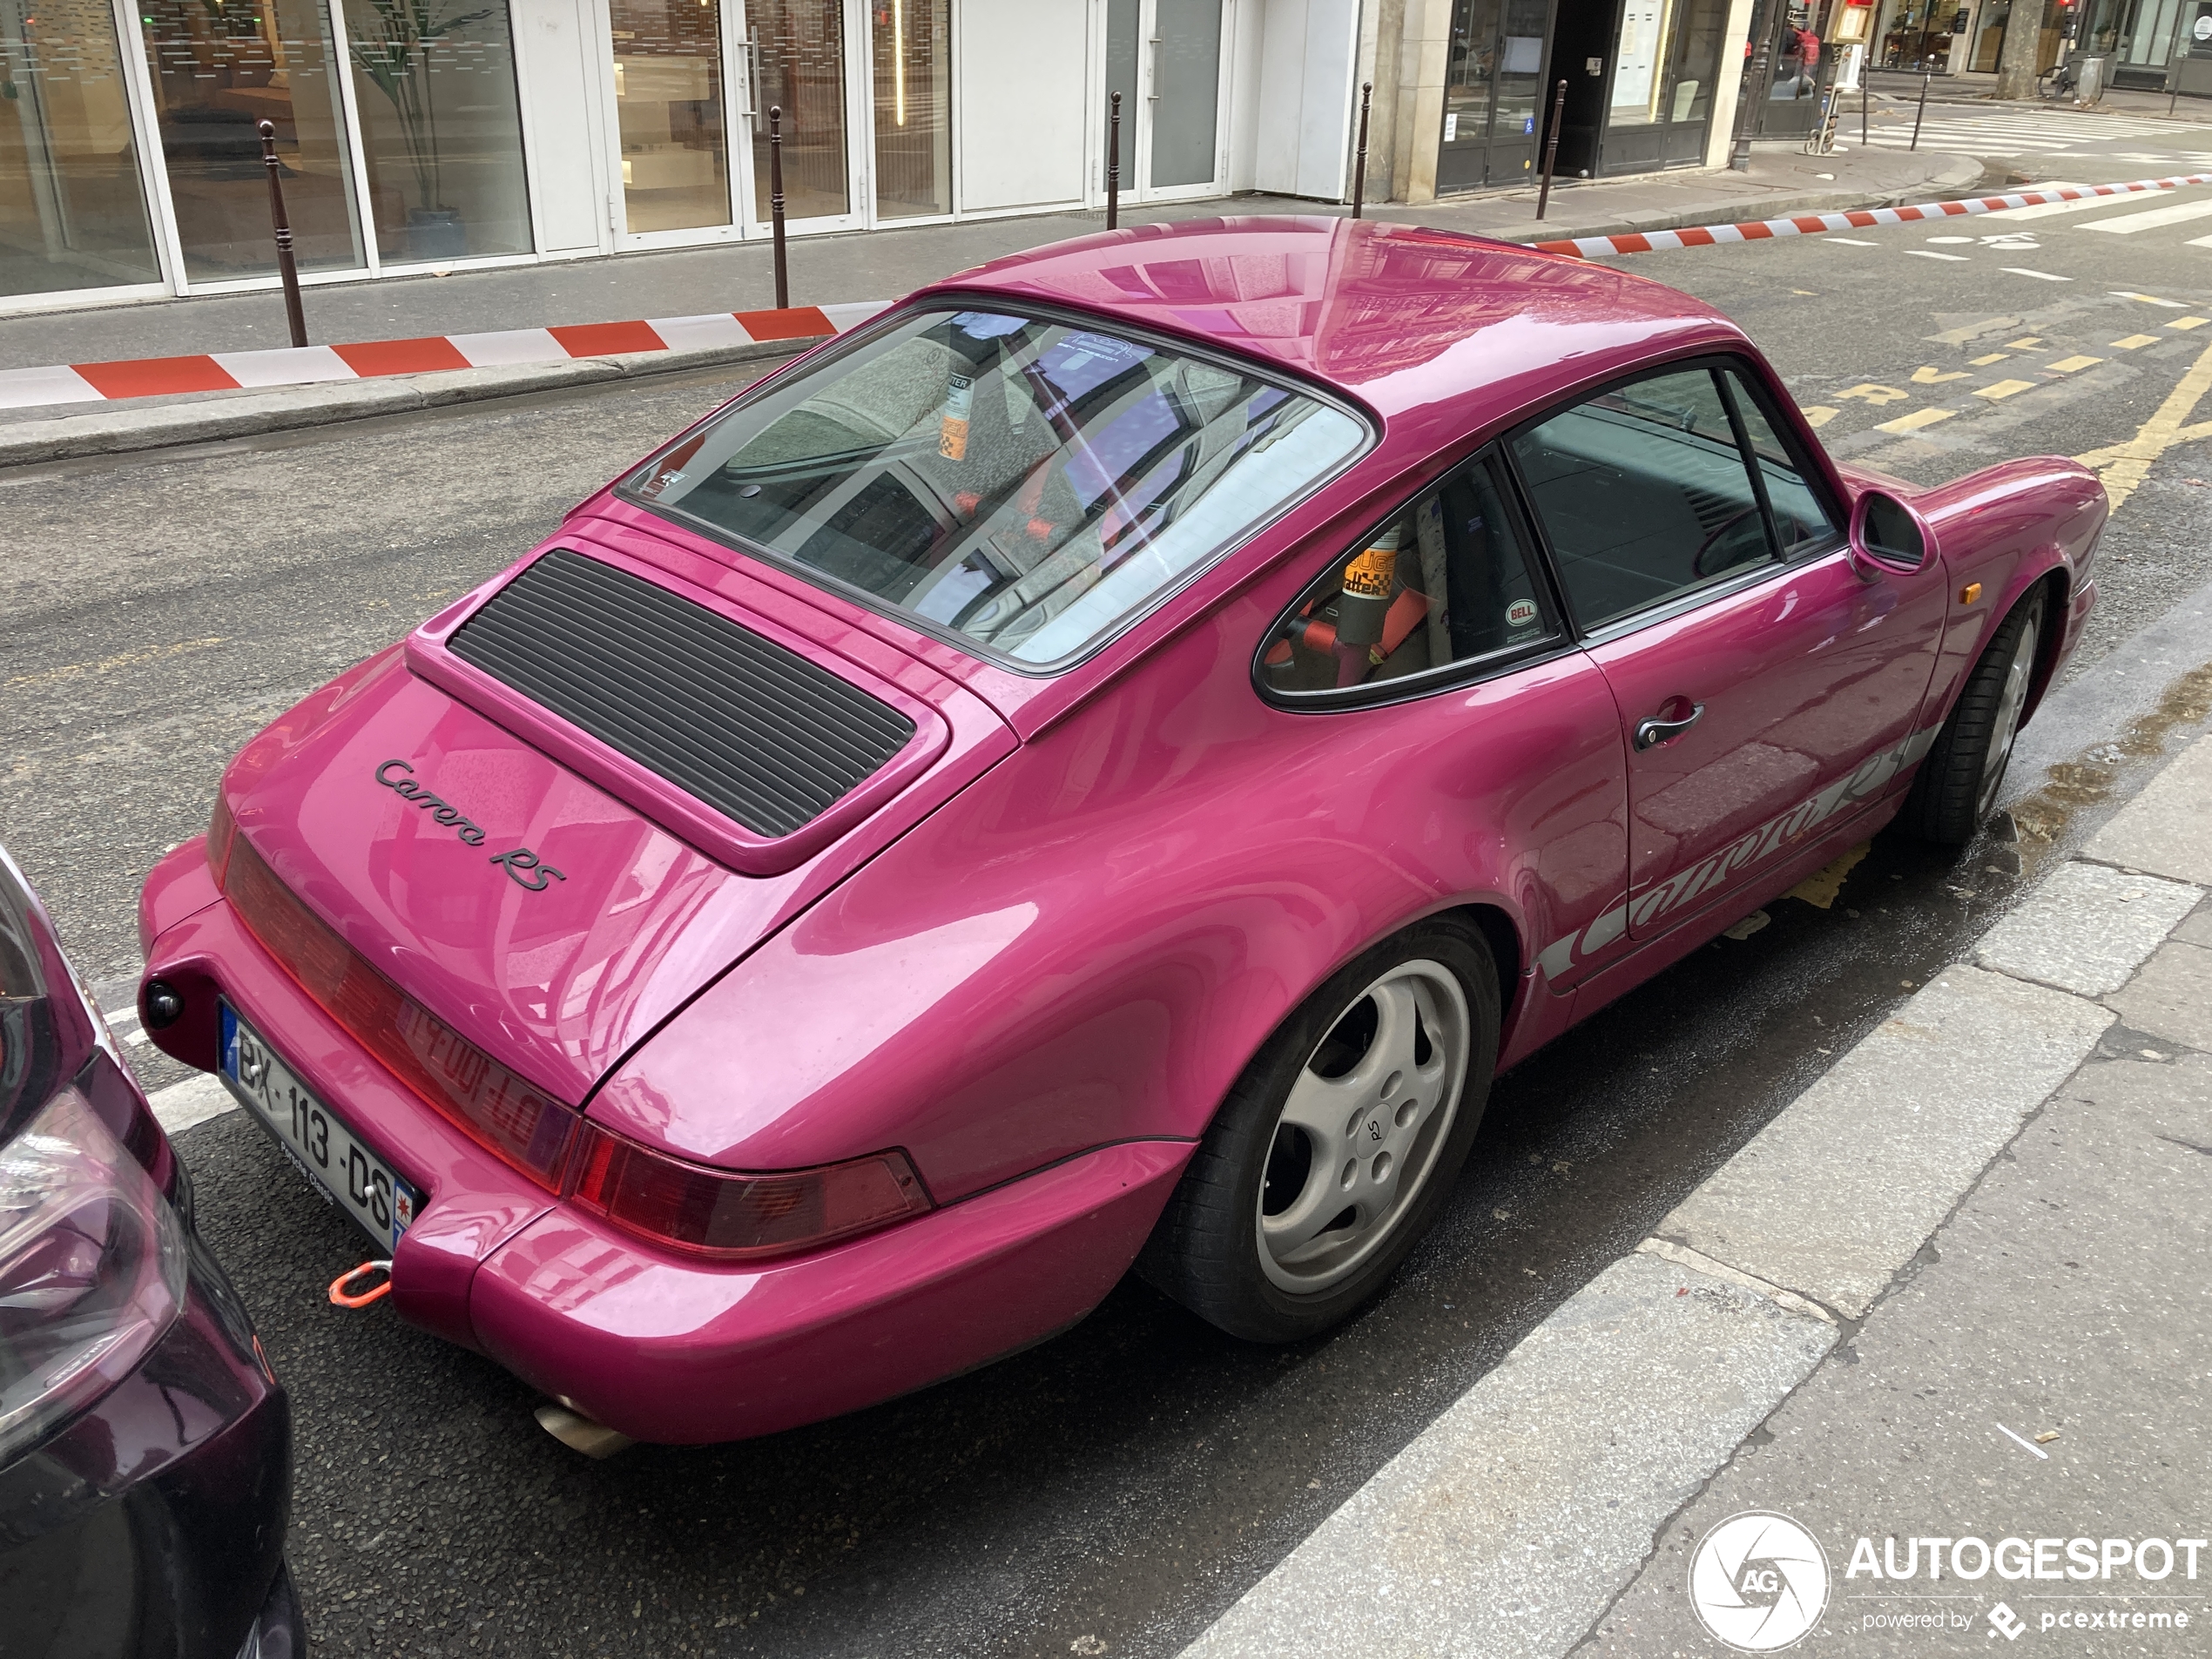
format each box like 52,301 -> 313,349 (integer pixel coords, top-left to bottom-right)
1903,588 -> 2046,846
1137,917 -> 1500,1342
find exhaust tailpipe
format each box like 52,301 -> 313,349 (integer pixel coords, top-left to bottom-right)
534,1403 -> 634,1459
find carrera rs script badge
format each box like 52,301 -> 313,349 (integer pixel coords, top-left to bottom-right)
376,759 -> 567,893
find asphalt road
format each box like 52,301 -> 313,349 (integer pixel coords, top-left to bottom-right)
10,113 -> 2212,1659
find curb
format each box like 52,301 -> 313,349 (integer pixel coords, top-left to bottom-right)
1177,719 -> 2212,1656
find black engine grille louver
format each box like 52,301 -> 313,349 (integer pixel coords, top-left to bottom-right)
448,550 -> 916,840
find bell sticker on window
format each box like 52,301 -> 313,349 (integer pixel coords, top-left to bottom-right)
1507,598 -> 1539,629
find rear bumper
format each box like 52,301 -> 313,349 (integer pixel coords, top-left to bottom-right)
140,845 -> 1192,1444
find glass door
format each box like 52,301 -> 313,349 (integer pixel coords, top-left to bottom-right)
1105,0 -> 1224,201
869,0 -> 947,219
0,0 -> 165,299
742,0 -> 853,228
138,0 -> 365,280
607,0 -> 733,238
1439,0 -> 1551,192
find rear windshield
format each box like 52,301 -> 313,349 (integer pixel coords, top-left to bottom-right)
626,307 -> 1369,670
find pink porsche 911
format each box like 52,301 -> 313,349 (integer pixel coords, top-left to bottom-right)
138,217 -> 2101,1447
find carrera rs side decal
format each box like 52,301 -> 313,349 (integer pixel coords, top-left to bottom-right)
1534,723 -> 1943,981
376,759 -> 567,894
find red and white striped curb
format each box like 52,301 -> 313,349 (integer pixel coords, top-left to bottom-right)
0,300 -> 890,414
1530,172 -> 2212,258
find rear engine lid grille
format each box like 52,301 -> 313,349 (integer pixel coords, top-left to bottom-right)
448,550 -> 916,840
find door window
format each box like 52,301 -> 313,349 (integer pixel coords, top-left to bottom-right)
1507,362 -> 1836,631
1259,451 -> 1560,698
748,0 -> 849,221
871,0 -> 950,219
607,0 -> 730,234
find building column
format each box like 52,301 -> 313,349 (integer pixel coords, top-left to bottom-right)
1388,0 -> 1453,202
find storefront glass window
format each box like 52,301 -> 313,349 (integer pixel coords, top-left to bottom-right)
1,0 -> 163,296
750,0 -> 848,222
1602,0 -> 1730,165
872,0 -> 947,219
345,0 -> 531,260
606,0 -> 728,234
141,0 -> 365,279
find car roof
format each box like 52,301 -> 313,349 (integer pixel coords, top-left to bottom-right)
925,216 -> 1752,432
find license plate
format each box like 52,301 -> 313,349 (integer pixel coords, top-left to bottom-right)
220,1003 -> 420,1255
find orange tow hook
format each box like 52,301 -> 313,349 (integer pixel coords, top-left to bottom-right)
328,1259 -> 393,1308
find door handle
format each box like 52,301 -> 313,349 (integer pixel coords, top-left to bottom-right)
1634,702 -> 1704,751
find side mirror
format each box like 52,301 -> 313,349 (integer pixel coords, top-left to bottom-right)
1851,489 -> 1928,574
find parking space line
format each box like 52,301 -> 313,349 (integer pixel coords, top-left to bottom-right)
2112,334 -> 2163,348
1974,380 -> 2038,399
2047,354 -> 2107,372
1875,407 -> 1958,434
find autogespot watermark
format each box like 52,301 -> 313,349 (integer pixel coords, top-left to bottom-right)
1689,1513 -> 2208,1649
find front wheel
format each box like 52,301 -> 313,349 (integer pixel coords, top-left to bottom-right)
1903,590 -> 2044,845
1138,918 -> 1500,1343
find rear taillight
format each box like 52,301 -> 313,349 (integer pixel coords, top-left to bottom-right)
206,794 -> 237,886
568,1136 -> 931,1261
219,834 -> 932,1260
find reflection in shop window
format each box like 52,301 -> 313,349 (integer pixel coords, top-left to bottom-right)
140,0 -> 366,278
346,0 -> 531,260
0,0 -> 163,297
872,0 -> 947,219
1610,0 -> 1728,126
750,0 -> 848,222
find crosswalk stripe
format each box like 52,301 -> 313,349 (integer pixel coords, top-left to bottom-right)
2081,198 -> 2212,232
1986,191 -> 2187,219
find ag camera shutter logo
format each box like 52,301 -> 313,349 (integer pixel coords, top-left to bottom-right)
1688,1511 -> 1831,1651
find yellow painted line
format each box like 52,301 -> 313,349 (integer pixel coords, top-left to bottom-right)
1911,366 -> 1970,383
1876,408 -> 1958,434
2111,334 -> 2162,349
2171,316 -> 2210,329
2115,292 -> 2186,307
1926,316 -> 2021,345
1836,382 -> 1911,406
1798,405 -> 1839,428
1974,380 -> 2038,400
2006,336 -> 2044,347
2072,335 -> 2212,510
6,637 -> 226,691
2047,354 -> 2106,373
1972,352 -> 2011,366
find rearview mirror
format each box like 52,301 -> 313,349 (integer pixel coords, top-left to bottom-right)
1856,491 -> 1926,570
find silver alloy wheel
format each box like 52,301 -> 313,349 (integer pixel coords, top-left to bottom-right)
1976,614 -> 2040,819
1254,960 -> 1472,1295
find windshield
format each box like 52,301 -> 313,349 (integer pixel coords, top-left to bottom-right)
627,307 -> 1369,669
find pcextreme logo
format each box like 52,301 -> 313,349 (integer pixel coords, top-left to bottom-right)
1689,1511 -> 1831,1652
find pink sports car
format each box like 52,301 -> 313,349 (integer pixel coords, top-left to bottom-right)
138,218 -> 2102,1447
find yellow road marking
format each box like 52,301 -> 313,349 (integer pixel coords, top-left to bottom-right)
2115,292 -> 2184,307
1911,366 -> 1970,383
2047,354 -> 2106,373
2071,335 -> 2212,510
1837,382 -> 1911,405
2111,334 -> 2161,349
1798,406 -> 1839,428
1786,842 -> 1871,909
1876,408 -> 1958,434
2170,316 -> 2209,330
6,637 -> 226,691
1971,352 -> 2011,365
1926,316 -> 2020,345
1974,380 -> 2038,399
2006,336 -> 2045,347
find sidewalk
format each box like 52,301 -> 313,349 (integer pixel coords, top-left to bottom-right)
0,141 -> 1976,379
1865,63 -> 2212,121
1181,726 -> 2212,1654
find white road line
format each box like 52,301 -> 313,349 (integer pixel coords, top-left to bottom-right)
1907,249 -> 1973,260
2001,267 -> 2073,280
1827,236 -> 1883,245
2185,233 -> 2212,248
1986,191 -> 2190,220
2081,197 -> 2212,233
150,1072 -> 236,1136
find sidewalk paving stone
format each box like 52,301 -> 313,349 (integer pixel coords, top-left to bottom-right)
2104,938 -> 2212,1051
2084,735 -> 2212,883
1971,859 -> 2202,995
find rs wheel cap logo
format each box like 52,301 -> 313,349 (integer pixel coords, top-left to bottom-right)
1688,1511 -> 1830,1651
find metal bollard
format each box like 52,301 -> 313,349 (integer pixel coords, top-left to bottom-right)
1108,91 -> 1122,231
1862,72 -> 1870,145
1536,79 -> 1568,220
1911,71 -> 1929,151
257,120 -> 307,349
1352,81 -> 1372,219
768,105 -> 789,310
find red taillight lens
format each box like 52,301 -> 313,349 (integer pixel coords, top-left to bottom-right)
569,1132 -> 931,1260
206,795 -> 237,886
222,834 -> 577,1189
220,833 -> 934,1260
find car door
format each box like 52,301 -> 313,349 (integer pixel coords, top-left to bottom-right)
1507,359 -> 1947,939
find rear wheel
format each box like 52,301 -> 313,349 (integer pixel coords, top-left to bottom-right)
1904,590 -> 2045,846
1138,919 -> 1499,1342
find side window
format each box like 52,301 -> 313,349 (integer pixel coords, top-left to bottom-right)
1508,367 -> 1778,630
1723,369 -> 1841,555
1259,451 -> 1560,697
